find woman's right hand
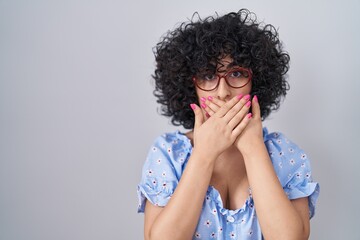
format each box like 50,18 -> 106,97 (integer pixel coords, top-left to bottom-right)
190,94 -> 252,162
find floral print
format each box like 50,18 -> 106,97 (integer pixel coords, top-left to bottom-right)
137,127 -> 320,239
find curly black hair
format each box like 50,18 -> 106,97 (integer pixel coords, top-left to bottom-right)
153,9 -> 290,129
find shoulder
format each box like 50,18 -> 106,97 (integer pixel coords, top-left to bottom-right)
262,127 -> 312,183
149,131 -> 192,156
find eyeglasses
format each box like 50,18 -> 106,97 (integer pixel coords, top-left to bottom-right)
192,67 -> 252,91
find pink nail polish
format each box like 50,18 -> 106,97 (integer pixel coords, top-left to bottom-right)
200,97 -> 206,102
207,96 -> 213,101
247,113 -> 253,119
246,101 -> 251,107
190,104 -> 196,110
237,94 -> 243,100
253,95 -> 258,102
244,94 -> 250,101
201,103 -> 206,108
205,112 -> 210,118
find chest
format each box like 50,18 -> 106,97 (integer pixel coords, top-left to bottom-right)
209,164 -> 250,211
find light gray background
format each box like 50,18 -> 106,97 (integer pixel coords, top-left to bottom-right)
1,0 -> 359,239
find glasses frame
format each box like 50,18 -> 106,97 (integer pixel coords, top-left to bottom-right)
192,67 -> 253,92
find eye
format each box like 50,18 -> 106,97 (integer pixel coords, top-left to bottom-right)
203,74 -> 216,81
230,71 -> 243,78
230,69 -> 249,78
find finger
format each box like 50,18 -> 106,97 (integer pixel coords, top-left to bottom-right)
213,94 -> 243,118
190,103 -> 204,129
199,102 -> 214,118
206,96 -> 225,115
204,101 -> 219,117
222,94 -> 251,123
231,112 -> 252,138
251,95 -> 261,119
227,100 -> 252,129
207,94 -> 225,108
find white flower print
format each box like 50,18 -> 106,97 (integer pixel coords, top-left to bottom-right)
152,147 -> 157,152
204,220 -> 212,227
269,151 -> 274,157
179,158 -> 184,163
296,172 -> 302,178
167,148 -> 172,154
161,171 -> 166,178
248,229 -> 253,236
156,158 -> 162,164
273,132 -> 279,138
277,139 -> 282,144
278,162 -> 283,168
210,232 -> 217,238
218,227 -> 223,233
211,208 -> 218,215
288,147 -> 294,153
162,182 -> 167,189
194,232 -> 201,238
241,218 -> 246,224
305,172 -> 311,178
147,169 -> 154,176
279,151 -> 284,157
301,153 -> 307,160
161,143 -> 166,148
179,152 -> 184,156
289,158 -> 296,165
229,231 -> 236,239
288,173 -> 292,179
206,196 -> 211,202
152,180 -> 157,185
172,140 -> 178,144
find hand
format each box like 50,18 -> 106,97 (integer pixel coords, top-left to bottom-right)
201,95 -> 264,154
190,95 -> 252,162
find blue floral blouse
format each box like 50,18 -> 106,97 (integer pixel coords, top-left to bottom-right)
137,127 -> 320,239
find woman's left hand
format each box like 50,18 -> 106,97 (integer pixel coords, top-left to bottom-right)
201,95 -> 264,154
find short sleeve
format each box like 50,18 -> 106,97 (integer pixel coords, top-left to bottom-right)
264,129 -> 320,218
137,132 -> 192,213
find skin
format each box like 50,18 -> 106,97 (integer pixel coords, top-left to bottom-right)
144,56 -> 311,240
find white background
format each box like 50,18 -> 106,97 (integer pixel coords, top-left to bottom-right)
1,0 -> 359,239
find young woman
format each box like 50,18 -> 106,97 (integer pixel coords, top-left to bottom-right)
137,9 -> 319,240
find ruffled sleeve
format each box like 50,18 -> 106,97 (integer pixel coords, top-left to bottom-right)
137,131 -> 192,213
263,128 -> 320,218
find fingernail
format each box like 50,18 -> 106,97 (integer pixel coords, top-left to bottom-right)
190,104 -> 196,110
253,95 -> 258,102
244,94 -> 250,101
205,112 -> 210,118
207,96 -> 213,101
201,103 -> 206,108
200,97 -> 206,102
247,113 -> 253,119
237,94 -> 243,100
246,101 -> 251,107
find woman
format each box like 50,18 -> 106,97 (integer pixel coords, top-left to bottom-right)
137,9 -> 319,240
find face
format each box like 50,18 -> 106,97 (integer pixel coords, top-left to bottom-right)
194,55 -> 252,118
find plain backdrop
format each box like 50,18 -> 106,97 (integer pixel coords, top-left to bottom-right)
1,0 -> 359,239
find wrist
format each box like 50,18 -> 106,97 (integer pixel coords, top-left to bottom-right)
191,147 -> 218,166
237,137 -> 265,157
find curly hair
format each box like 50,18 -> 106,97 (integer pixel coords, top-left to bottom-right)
153,9 -> 290,129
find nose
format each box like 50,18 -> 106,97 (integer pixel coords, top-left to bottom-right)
216,76 -> 231,100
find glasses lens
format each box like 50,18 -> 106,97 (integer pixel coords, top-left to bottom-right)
226,69 -> 250,88
195,72 -> 219,91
